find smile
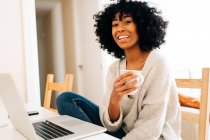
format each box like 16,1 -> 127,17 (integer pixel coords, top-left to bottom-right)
118,35 -> 129,40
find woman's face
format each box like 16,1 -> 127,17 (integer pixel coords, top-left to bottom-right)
112,12 -> 139,50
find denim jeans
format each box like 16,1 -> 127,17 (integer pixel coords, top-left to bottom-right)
56,92 -> 126,139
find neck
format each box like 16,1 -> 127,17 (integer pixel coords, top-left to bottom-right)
125,48 -> 151,70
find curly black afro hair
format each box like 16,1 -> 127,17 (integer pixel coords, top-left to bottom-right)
93,0 -> 168,59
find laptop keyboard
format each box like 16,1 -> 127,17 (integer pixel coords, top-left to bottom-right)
33,120 -> 74,140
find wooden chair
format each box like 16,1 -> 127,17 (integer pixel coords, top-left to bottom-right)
43,74 -> 74,112
176,68 -> 210,140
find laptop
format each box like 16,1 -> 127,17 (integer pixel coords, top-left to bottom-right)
0,74 -> 106,140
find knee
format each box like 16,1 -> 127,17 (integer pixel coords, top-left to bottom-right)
56,92 -> 70,108
56,92 -> 81,106
56,92 -> 72,114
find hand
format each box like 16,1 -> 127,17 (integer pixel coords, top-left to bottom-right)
108,71 -> 138,122
111,71 -> 138,103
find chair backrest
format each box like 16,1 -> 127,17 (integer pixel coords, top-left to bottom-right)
43,74 -> 74,112
176,68 -> 210,140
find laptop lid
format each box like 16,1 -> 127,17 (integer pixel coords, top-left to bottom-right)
0,74 -> 38,140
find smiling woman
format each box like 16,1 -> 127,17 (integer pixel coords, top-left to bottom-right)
92,1 -> 181,140
56,0 -> 181,140
97,0 -> 210,139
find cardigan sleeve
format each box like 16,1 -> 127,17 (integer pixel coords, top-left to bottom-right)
123,59 -> 176,140
99,61 -> 123,132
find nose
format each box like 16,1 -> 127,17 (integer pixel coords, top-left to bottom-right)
117,23 -> 125,32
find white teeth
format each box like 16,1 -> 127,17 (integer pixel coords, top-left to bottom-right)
118,35 -> 129,40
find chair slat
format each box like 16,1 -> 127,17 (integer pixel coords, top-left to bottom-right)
198,68 -> 210,140
48,83 -> 69,91
176,79 -> 202,89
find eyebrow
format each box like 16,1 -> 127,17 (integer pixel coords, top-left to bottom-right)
112,15 -> 132,21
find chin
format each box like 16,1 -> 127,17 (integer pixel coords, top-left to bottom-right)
119,45 -> 131,49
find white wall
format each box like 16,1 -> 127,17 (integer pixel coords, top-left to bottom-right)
146,0 -> 210,74
71,0 -> 105,105
0,0 -> 27,101
22,0 -> 40,105
0,0 -> 40,105
50,1 -> 65,82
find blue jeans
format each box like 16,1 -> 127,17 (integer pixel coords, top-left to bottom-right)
56,92 -> 126,139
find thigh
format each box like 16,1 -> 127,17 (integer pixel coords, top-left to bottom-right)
56,92 -> 102,126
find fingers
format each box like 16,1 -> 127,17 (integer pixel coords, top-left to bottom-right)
115,71 -> 133,83
120,86 -> 138,95
114,72 -> 137,88
116,79 -> 138,93
113,72 -> 139,96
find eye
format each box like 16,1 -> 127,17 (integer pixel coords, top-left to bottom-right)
112,23 -> 118,27
124,20 -> 132,24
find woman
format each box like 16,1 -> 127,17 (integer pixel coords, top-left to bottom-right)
57,0 -> 181,139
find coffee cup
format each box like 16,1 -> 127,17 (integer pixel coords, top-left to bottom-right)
120,70 -> 144,96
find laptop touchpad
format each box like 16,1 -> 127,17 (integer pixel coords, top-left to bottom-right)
61,119 -> 85,127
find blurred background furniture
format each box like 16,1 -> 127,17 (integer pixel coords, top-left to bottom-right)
44,74 -> 74,112
176,68 -> 210,140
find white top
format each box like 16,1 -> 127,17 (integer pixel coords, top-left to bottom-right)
99,49 -> 181,140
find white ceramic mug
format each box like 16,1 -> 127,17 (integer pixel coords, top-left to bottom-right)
120,70 -> 144,96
